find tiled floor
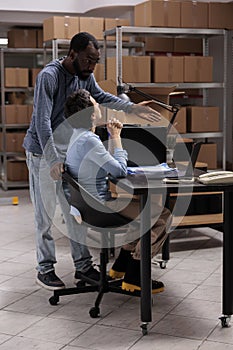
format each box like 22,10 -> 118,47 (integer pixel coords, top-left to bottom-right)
0,188 -> 232,349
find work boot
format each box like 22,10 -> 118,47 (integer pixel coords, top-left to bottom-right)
109,248 -> 132,279
121,258 -> 164,294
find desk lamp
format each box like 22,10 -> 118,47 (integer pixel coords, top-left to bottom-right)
117,82 -> 181,133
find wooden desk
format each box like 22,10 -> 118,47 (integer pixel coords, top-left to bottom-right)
110,175 -> 233,333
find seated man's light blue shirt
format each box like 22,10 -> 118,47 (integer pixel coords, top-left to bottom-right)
65,129 -> 128,208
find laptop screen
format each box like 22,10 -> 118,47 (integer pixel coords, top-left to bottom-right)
96,125 -> 167,167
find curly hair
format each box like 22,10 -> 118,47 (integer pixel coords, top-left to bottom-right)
64,89 -> 94,130
68,32 -> 99,54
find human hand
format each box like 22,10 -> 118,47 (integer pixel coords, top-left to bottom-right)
107,118 -> 123,139
50,162 -> 64,180
130,104 -> 161,123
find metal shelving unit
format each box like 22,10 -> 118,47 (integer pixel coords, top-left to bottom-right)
0,47 -> 45,190
43,38 -> 144,61
103,26 -> 232,170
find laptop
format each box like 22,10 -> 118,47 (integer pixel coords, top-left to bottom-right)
96,125 -> 167,167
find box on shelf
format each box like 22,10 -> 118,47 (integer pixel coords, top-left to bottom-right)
29,68 -> 42,87
107,56 -> 151,83
105,18 -> 130,41
151,56 -> 184,83
181,1 -> 208,28
187,106 -> 219,132
171,107 -> 186,134
7,160 -> 28,181
43,16 -> 80,41
137,37 -> 174,53
209,2 -> 233,29
173,38 -> 203,54
7,92 -> 26,105
184,56 -> 213,82
0,132 -> 25,152
134,0 -> 181,28
93,63 -> 104,82
36,28 -> 43,48
3,105 -> 30,124
80,17 -> 104,40
97,79 -> 117,95
197,143 -> 217,169
7,28 -> 37,48
5,68 -> 29,88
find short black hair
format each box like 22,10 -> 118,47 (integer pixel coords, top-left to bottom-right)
68,32 -> 100,54
64,89 -> 94,129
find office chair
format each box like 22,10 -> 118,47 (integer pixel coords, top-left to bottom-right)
49,170 -> 142,319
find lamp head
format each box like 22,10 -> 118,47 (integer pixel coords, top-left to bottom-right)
117,85 -> 131,102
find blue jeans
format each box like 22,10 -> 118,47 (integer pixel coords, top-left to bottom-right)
26,151 -> 92,274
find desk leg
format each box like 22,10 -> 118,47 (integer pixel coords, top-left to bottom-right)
140,193 -> 152,334
221,190 -> 233,327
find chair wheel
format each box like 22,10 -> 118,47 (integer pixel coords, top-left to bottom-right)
49,295 -> 59,305
76,280 -> 86,287
140,322 -> 148,335
160,261 -> 167,269
219,315 -> 231,327
89,306 -> 100,318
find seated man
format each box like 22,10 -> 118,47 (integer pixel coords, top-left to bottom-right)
64,89 -> 172,294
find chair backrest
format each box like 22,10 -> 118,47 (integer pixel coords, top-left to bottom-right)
62,171 -> 132,231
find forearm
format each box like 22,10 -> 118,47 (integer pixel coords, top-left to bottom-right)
108,136 -> 123,154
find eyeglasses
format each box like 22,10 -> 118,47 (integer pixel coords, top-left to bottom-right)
78,57 -> 99,66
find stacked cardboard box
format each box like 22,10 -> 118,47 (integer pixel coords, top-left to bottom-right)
5,68 -> 29,88
7,160 -> 29,181
0,132 -> 25,152
2,105 -> 32,124
186,106 -> 219,132
107,56 -> 151,83
134,0 -> 181,27
43,16 -> 80,41
197,143 -> 217,169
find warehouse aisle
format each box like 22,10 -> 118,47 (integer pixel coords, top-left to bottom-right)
0,189 -> 232,350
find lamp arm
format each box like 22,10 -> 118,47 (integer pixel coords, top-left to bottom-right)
127,85 -> 180,114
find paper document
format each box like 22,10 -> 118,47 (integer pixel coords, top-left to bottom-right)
127,163 -> 178,178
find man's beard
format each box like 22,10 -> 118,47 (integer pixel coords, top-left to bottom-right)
73,60 -> 92,80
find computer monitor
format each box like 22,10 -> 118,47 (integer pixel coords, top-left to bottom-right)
96,125 -> 167,167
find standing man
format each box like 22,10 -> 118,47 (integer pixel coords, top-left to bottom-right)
23,32 -> 161,290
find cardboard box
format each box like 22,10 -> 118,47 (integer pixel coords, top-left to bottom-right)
8,92 -> 26,105
172,107 -> 186,134
80,17 -> 104,41
5,68 -> 29,88
184,56 -> 213,82
209,2 -> 233,30
151,56 -> 183,83
7,28 -> 37,48
3,105 -> 30,124
7,160 -> 29,181
93,63 -> 104,82
29,68 -> 42,87
137,37 -> 174,53
97,79 -> 117,95
37,28 -> 43,48
173,38 -> 203,54
197,143 -> 217,169
181,1 -> 208,28
187,106 -> 219,132
134,0 -> 181,28
107,56 -> 151,83
43,16 -> 80,41
0,132 -> 25,152
105,18 -> 130,41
